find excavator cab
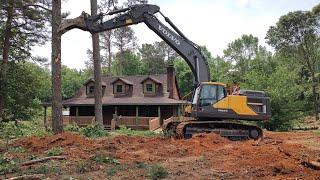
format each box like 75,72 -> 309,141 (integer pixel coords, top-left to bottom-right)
192,83 -> 227,109
190,82 -> 271,121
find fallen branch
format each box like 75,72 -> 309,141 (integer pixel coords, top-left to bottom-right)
20,156 -> 66,166
303,160 -> 320,170
7,174 -> 45,180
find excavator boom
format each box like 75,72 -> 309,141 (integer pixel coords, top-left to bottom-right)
58,4 -> 210,83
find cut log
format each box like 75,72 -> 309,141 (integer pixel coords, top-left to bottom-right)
20,156 -> 66,166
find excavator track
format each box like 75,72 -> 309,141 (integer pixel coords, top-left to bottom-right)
164,118 -> 263,140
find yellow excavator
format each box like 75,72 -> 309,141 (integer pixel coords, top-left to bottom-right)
58,4 -> 271,140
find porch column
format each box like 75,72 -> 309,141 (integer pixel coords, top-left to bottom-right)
178,105 -> 181,116
75,106 -> 79,123
135,106 -> 139,118
115,106 -> 118,115
135,106 -> 139,125
44,106 -> 47,131
158,106 -> 161,124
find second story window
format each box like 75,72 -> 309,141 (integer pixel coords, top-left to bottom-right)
146,83 -> 154,92
88,86 -> 94,94
116,84 -> 123,93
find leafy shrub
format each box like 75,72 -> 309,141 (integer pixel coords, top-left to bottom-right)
64,124 -> 80,132
80,123 -> 109,138
47,147 -> 63,156
0,154 -> 19,175
148,164 -> 168,180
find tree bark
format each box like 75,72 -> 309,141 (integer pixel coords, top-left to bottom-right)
0,3 -> 14,121
311,74 -> 319,121
51,0 -> 63,133
106,31 -> 112,76
91,0 -> 104,128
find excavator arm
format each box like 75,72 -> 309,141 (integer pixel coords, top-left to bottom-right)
58,4 -> 210,83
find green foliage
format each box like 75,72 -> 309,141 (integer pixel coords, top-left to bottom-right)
62,65 -> 89,100
106,164 -> 125,176
33,163 -> 61,175
266,8 -> 320,120
81,123 -> 109,138
173,59 -> 193,97
5,62 -> 51,122
47,147 -> 64,156
0,154 -> 19,175
147,164 -> 168,180
75,160 -> 93,174
139,42 -> 166,75
92,155 -> 120,164
0,121 -> 50,147
64,124 -> 80,132
112,51 -> 143,76
114,126 -> 159,137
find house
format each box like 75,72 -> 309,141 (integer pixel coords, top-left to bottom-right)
46,66 -> 184,130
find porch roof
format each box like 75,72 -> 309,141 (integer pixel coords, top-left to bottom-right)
62,96 -> 184,106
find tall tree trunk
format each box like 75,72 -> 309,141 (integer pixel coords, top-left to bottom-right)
91,0 -> 103,128
51,0 -> 63,133
106,32 -> 112,76
311,74 -> 319,121
0,3 -> 13,121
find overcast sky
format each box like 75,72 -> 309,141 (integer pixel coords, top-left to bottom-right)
31,0 -> 319,69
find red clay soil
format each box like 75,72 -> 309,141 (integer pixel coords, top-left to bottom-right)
13,131 -> 320,179
16,132 -> 101,159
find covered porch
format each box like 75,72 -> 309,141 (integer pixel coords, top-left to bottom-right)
43,104 -> 182,131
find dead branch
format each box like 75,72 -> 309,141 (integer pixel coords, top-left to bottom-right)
20,156 -> 66,166
7,174 -> 45,180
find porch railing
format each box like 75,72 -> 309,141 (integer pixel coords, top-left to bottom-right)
111,116 -> 160,131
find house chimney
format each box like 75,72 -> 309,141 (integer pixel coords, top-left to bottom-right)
167,65 -> 175,99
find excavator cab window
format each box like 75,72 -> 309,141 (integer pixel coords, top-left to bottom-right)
195,84 -> 227,107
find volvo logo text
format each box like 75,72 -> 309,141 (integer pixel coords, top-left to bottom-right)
158,25 -> 180,45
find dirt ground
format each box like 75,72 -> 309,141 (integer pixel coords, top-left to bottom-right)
2,130 -> 320,179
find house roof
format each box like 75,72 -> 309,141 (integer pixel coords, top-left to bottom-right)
140,76 -> 162,84
62,74 -> 183,106
84,78 -> 107,86
111,77 -> 134,85
63,96 -> 183,106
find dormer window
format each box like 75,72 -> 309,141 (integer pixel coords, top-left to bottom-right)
116,84 -> 124,93
141,77 -> 162,96
88,86 -> 94,94
111,77 -> 133,97
145,83 -> 154,93
84,78 -> 106,97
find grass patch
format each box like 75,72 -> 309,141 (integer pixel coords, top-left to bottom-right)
8,146 -> 26,153
113,126 -> 160,137
75,160 -> 93,174
106,164 -> 126,176
313,130 -> 320,136
133,162 -> 168,180
32,163 -> 61,175
47,147 -> 63,156
92,155 -> 120,165
147,164 -> 168,180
